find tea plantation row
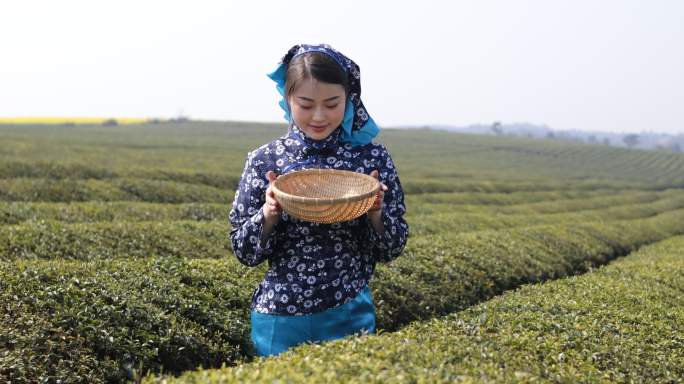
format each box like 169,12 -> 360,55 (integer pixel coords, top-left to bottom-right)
0,178 -> 232,204
3,197 -> 684,260
3,122 -> 684,383
2,211 -> 684,382
1,176 -> 662,203
0,161 -> 238,189
3,123 -> 684,187
149,235 -> 684,383
3,188 -> 679,225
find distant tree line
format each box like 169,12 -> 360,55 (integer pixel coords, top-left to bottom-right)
484,122 -> 683,153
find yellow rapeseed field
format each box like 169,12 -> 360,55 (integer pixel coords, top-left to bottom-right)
0,117 -> 151,125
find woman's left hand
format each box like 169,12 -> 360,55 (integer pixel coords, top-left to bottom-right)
369,170 -> 388,213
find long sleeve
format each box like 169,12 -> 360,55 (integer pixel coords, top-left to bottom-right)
234,131 -> 409,315
229,151 -> 278,267
366,145 -> 409,263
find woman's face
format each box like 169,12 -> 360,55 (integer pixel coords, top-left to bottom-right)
288,78 -> 346,141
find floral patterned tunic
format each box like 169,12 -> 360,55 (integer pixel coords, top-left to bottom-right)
229,125 -> 409,316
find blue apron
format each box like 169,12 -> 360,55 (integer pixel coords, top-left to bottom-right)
250,284 -> 376,357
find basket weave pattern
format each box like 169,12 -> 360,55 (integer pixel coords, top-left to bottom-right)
272,168 -> 380,224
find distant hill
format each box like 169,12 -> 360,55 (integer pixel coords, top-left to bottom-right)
394,122 -> 683,153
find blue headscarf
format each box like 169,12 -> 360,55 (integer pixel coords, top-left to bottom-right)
267,44 -> 379,147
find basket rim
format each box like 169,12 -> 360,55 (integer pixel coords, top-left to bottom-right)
271,168 -> 380,205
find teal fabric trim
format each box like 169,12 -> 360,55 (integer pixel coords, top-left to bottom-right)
250,285 -> 376,357
266,63 -> 290,122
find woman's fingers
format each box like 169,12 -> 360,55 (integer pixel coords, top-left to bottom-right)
367,171 -> 385,211
265,194 -> 278,206
263,171 -> 282,218
371,188 -> 384,211
265,190 -> 280,207
370,170 -> 387,190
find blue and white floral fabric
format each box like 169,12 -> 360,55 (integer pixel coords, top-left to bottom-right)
229,124 -> 409,315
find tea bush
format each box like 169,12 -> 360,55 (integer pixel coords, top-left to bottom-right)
2,211 -> 684,381
154,235 -> 684,383
0,160 -> 240,189
0,220 -> 231,260
405,188 -> 661,216
4,192 -> 684,263
6,188 -> 666,225
409,192 -> 684,235
404,188 -> 622,207
0,178 -> 231,203
372,209 -> 684,331
0,202 -> 227,225
3,121 -> 684,382
0,256 -> 262,382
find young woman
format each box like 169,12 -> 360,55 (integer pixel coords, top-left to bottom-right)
229,43 -> 409,357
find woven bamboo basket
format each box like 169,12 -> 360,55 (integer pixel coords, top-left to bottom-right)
272,168 -> 380,224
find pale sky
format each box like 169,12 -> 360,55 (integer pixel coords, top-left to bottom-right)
1,0 -> 683,134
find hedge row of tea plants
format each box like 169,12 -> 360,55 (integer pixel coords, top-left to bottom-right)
0,161 -> 239,189
2,211 -> 684,381
0,178 -> 231,203
3,187 -> 650,225
153,235 -> 684,383
0,161 -> 117,180
371,208 -> 684,331
4,122 -> 684,189
0,193 -> 684,242
4,121 -> 684,383
413,189 -> 677,216
1,176 -> 647,204
0,202 -> 227,225
403,187 -> 626,207
462,142 -> 684,186
4,201 -> 684,261
0,220 -> 230,260
399,193 -> 684,236
400,177 -> 648,195
495,189 -> 681,215
0,256 -> 261,383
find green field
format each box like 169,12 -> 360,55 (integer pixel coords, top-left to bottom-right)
1,121 -> 683,383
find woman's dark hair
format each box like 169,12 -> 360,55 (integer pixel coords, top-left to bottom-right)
284,52 -> 349,105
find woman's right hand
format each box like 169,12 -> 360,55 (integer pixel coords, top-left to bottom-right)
263,170 -> 281,225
